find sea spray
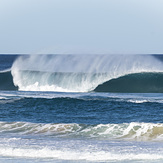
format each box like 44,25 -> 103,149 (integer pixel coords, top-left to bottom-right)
11,54 -> 163,92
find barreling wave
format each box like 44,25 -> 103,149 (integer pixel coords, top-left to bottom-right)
1,121 -> 163,141
1,70 -> 163,93
1,54 -> 162,93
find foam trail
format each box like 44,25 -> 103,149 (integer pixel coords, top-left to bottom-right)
1,147 -> 163,161
11,54 -> 163,92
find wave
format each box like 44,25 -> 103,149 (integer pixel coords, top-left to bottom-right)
1,70 -> 163,93
0,70 -> 18,90
1,121 -> 163,141
94,72 -> 163,93
0,54 -> 163,92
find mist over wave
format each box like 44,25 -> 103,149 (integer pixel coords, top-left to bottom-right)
11,54 -> 163,92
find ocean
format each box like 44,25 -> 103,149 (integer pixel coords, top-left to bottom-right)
0,54 -> 163,163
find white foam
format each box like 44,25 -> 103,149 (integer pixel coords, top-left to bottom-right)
0,146 -> 163,161
18,82 -> 72,92
128,99 -> 149,103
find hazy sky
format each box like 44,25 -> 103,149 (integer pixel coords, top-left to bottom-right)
0,0 -> 163,54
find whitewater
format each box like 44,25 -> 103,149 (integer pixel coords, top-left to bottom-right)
0,54 -> 163,163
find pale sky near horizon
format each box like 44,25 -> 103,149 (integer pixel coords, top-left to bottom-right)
0,0 -> 163,54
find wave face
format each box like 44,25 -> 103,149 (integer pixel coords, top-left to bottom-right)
94,72 -> 163,93
10,54 -> 163,92
0,71 -> 18,90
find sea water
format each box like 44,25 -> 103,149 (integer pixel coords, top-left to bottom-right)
0,54 -> 163,162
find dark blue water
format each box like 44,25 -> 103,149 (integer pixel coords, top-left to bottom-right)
0,55 -> 18,71
1,95 -> 163,124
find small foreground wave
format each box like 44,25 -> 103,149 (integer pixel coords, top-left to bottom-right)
1,122 -> 163,141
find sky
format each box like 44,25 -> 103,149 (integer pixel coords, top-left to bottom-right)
0,0 -> 163,54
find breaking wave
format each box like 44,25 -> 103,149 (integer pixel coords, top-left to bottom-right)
1,121 -> 163,141
1,54 -> 163,92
